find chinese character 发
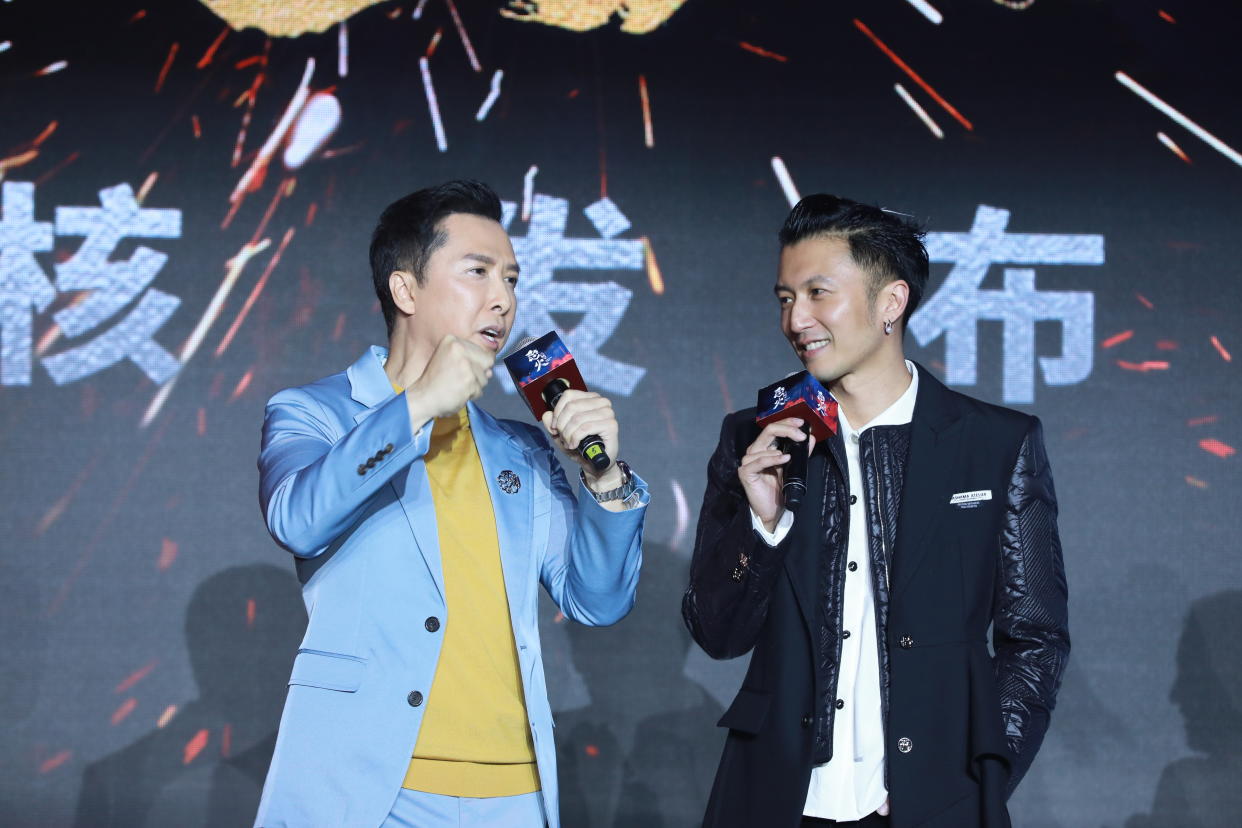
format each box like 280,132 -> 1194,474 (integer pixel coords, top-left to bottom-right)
773,386 -> 788,408
499,193 -> 645,397
909,205 -> 1104,404
0,181 -> 183,387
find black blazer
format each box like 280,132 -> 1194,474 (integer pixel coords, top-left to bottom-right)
684,366 -> 1070,828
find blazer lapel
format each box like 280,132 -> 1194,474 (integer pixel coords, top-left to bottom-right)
348,345 -> 399,425
468,402 -> 536,626
891,366 -> 967,601
348,346 -> 446,600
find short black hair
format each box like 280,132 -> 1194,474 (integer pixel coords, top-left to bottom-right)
778,194 -> 929,328
369,180 -> 503,336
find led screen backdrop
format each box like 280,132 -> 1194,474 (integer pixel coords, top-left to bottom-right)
1,1 -> 1240,825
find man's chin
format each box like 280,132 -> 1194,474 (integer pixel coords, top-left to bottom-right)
802,353 -> 839,384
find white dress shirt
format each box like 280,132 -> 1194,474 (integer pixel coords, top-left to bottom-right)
751,361 -> 919,820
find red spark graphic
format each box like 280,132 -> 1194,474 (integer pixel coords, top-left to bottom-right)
32,121 -> 58,146
739,41 -> 788,62
34,454 -> 100,537
110,698 -> 138,726
1117,360 -> 1169,372
115,660 -> 158,693
1101,330 -> 1133,349
39,751 -> 72,774
1199,439 -> 1236,459
158,538 -> 178,571
853,19 -> 972,130
155,43 -> 179,93
229,368 -> 255,402
197,27 -> 229,69
34,150 -> 81,187
183,729 -> 209,764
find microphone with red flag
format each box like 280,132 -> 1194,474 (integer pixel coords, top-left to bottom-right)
503,330 -> 612,472
755,371 -> 838,510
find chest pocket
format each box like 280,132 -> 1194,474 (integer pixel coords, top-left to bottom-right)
288,648 -> 366,692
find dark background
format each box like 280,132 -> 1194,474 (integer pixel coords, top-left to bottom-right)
2,1 -> 1240,825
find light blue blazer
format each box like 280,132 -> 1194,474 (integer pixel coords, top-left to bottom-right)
253,346 -> 648,828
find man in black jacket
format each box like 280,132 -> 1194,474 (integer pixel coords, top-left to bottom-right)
683,195 -> 1069,828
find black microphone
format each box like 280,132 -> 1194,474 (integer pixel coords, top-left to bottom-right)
503,331 -> 612,473
541,377 -> 611,472
775,426 -> 810,511
755,371 -> 839,514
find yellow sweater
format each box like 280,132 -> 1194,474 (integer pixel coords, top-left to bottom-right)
401,405 -> 540,797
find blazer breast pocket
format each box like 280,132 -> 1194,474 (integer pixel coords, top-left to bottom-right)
288,648 -> 367,692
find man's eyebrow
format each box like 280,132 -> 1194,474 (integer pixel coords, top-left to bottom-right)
773,275 -> 830,294
463,252 -> 520,273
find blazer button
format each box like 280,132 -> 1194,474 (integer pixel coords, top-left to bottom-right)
357,464 -> 367,476
899,635 -> 914,649
384,443 -> 395,454
366,457 -> 377,468
425,616 -> 440,633
897,737 -> 913,753
801,714 -> 813,728
407,690 -> 424,707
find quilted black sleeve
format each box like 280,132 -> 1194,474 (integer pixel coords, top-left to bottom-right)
682,413 -> 788,660
993,416 -> 1070,796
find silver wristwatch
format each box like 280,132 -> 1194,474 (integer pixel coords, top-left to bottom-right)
581,460 -> 637,503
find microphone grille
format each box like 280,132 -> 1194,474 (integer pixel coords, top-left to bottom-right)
501,335 -> 538,360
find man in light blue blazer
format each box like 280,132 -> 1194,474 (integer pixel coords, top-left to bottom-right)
254,181 -> 648,827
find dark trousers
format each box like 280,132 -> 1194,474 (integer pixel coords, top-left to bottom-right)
800,812 -> 890,827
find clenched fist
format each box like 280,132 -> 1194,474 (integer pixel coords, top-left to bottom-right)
403,335 -> 494,428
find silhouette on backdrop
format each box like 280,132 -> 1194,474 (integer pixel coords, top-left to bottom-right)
1126,590 -> 1242,828
74,565 -> 304,828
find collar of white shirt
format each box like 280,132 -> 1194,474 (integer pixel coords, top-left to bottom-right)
751,361 -> 919,546
835,360 -> 919,438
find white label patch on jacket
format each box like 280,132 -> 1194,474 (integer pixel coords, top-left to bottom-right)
950,489 -> 992,508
